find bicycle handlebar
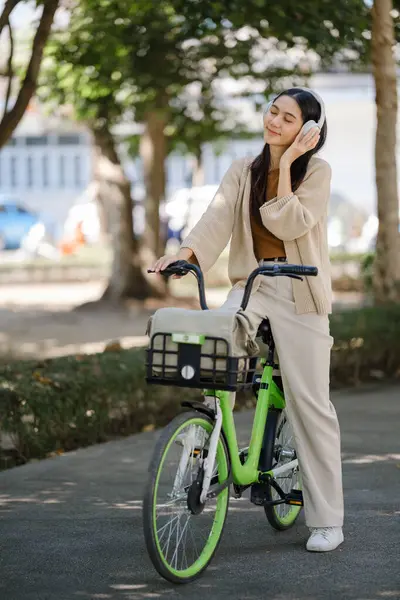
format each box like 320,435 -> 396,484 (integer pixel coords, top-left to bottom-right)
147,260 -> 318,312
147,260 -> 208,310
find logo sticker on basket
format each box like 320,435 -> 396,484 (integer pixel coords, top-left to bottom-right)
172,333 -> 205,345
181,365 -> 195,379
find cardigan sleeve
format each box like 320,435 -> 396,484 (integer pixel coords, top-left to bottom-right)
180,159 -> 244,272
259,159 -> 331,241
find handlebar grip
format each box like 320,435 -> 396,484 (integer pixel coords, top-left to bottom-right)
280,265 -> 318,277
147,260 -> 209,310
147,260 -> 191,276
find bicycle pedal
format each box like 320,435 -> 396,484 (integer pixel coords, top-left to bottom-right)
193,447 -> 204,456
175,439 -> 205,457
285,489 -> 303,506
189,447 -> 206,458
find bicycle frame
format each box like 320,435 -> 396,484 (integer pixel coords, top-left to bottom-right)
204,360 -> 291,487
147,260 -> 313,499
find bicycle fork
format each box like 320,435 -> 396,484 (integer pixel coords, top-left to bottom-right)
200,397 -> 223,504
171,397 -> 223,503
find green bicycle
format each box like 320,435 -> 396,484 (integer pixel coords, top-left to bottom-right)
142,260 -> 317,584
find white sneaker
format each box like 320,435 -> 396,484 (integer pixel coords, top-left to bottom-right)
306,527 -> 344,552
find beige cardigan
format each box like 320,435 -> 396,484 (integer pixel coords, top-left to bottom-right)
181,155 -> 333,315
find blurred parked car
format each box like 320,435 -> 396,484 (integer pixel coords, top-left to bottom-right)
0,197 -> 40,250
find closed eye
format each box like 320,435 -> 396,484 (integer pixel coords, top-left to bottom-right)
270,107 -> 295,123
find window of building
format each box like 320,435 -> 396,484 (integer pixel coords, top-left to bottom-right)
58,134 -> 81,145
59,155 -> 65,187
74,155 -> 81,187
26,135 -> 48,146
10,156 -> 17,187
42,156 -> 49,188
27,156 -> 33,188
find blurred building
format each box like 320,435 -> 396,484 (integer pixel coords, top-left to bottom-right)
0,90 -> 92,228
0,71 -> 396,247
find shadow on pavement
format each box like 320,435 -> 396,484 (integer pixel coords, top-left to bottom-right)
1,387 -> 400,599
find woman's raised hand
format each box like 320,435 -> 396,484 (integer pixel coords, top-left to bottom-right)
280,126 -> 320,167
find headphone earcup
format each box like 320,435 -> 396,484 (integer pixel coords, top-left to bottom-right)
301,120 -> 319,137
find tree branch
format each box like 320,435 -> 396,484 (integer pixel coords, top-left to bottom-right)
0,0 -> 21,38
3,18 -> 14,120
0,0 -> 60,148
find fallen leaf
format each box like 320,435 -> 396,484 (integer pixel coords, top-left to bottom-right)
142,424 -> 155,432
33,372 -> 53,385
104,341 -> 123,352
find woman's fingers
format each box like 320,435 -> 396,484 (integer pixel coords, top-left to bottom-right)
154,258 -> 170,272
152,256 -> 166,272
300,129 -> 320,151
152,255 -> 180,273
302,127 -> 319,144
310,131 -> 320,147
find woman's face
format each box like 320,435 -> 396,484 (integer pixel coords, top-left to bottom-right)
263,95 -> 304,147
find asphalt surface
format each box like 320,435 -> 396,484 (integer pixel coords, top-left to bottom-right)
1,384 -> 400,600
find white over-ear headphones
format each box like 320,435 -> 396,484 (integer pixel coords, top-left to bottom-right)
263,87 -> 326,136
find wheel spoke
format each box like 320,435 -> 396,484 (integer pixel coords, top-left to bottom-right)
162,511 -> 180,559
157,514 -> 179,541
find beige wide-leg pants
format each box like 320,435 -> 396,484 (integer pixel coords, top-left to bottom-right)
212,262 -> 344,528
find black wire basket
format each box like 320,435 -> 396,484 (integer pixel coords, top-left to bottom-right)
146,331 -> 258,391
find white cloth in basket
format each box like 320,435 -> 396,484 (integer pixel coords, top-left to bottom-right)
146,307 -> 260,379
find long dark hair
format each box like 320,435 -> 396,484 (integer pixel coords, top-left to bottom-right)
250,88 -> 328,212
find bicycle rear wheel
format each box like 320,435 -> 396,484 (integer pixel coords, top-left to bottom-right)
142,410 -> 230,583
264,408 -> 302,530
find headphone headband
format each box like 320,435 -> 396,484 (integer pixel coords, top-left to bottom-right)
264,87 -> 325,128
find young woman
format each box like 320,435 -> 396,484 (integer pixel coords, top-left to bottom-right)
151,88 -> 344,553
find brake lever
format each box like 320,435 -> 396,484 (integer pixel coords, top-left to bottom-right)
282,274 -> 303,281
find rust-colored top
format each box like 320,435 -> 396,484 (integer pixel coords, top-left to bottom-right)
250,169 -> 286,261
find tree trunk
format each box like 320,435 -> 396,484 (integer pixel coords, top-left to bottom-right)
140,110 -> 167,258
92,124 -> 166,303
192,144 -> 205,187
0,0 -> 59,148
0,0 -> 20,38
371,0 -> 400,303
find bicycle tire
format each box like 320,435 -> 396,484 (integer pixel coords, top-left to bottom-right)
143,410 -> 230,583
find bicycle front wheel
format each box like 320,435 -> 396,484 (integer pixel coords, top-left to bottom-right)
142,410 -> 230,584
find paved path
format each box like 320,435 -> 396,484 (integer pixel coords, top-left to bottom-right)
1,384 -> 399,600
0,279 -> 363,360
